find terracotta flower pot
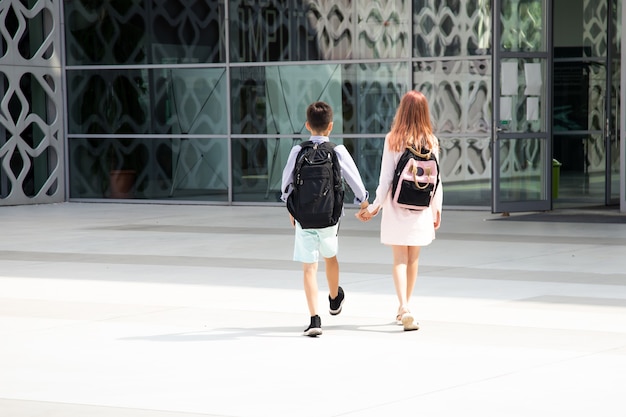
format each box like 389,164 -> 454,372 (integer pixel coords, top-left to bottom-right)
109,170 -> 136,198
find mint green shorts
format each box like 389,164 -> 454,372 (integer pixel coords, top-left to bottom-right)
293,222 -> 339,263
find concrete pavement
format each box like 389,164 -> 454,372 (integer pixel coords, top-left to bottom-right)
1,203 -> 625,417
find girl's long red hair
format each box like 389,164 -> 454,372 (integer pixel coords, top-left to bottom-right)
387,91 -> 437,153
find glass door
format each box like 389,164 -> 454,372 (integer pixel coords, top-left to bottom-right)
552,0 -> 619,208
493,0 -> 552,213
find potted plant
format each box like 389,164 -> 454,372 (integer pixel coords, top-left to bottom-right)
107,138 -> 141,198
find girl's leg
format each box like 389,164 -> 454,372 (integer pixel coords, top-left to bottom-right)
391,245 -> 409,315
303,262 -> 319,316
405,246 -> 421,304
392,245 -> 420,330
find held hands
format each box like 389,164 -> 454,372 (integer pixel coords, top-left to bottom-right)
356,201 -> 378,222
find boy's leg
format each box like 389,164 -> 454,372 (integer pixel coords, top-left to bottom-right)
318,225 -> 344,315
324,255 -> 339,298
318,224 -> 340,298
303,262 -> 319,316
325,255 -> 344,315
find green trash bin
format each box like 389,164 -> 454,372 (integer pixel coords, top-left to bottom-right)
552,159 -> 562,199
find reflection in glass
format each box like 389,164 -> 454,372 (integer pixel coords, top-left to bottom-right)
149,0 -> 225,64
554,62 -> 605,132
67,70 -> 149,134
232,136 -> 379,203
229,0 -> 410,62
68,68 -> 228,135
500,0 -> 544,52
439,137 -> 492,205
65,1 -> 225,65
553,134 -> 605,204
69,137 -> 228,201
414,0 -> 491,56
554,0 -> 608,58
232,137 -> 288,202
65,1 -> 147,65
231,63 -> 408,136
353,137 -> 385,197
414,60 -> 491,134
229,0 -> 321,62
499,138 -> 545,202
153,68 -> 228,135
610,0 -> 621,201
168,138 -> 228,200
582,0 -> 608,57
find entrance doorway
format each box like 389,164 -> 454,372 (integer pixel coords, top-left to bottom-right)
552,0 -> 621,208
492,0 -> 621,213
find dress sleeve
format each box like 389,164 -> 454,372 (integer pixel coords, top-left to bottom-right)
431,149 -> 443,217
368,135 -> 396,213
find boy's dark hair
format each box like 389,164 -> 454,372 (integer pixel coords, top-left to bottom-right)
306,101 -> 333,132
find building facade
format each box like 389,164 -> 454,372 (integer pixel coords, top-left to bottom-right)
1,0 -> 625,212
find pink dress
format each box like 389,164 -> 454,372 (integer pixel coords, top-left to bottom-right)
368,134 -> 443,246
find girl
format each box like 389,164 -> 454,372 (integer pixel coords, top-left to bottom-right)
357,91 -> 443,331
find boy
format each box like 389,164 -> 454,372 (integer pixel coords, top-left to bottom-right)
281,101 -> 369,337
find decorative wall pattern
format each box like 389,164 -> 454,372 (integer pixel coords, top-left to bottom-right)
414,0 -> 491,56
584,0 -> 610,175
0,0 -> 64,205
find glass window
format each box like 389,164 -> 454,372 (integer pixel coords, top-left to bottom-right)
498,58 -> 546,133
352,137 -> 385,198
439,136 -> 492,206
229,0 -> 410,62
65,1 -> 148,65
498,137 -> 546,202
413,59 -> 491,134
554,0 -> 607,58
67,69 -> 150,134
67,68 -> 228,135
500,0 -> 545,52
231,136 -> 373,203
152,68 -> 228,135
150,1 -> 225,64
230,63 -> 408,135
232,137 -> 290,203
64,1 -> 225,65
412,59 -> 493,206
68,137 -> 228,201
413,0 -> 492,57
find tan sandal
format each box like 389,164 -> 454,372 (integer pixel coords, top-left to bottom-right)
401,312 -> 419,331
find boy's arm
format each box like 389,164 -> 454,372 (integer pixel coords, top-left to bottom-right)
280,146 -> 301,202
334,145 -> 369,205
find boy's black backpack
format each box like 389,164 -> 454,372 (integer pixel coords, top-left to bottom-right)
391,145 -> 440,210
287,141 -> 344,229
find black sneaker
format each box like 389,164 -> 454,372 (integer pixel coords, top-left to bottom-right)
303,315 -> 322,337
329,286 -> 345,315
